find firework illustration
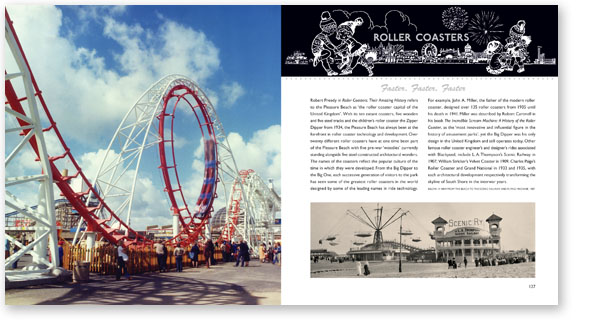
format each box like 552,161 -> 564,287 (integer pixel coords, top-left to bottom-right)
442,7 -> 469,30
468,11 -> 504,46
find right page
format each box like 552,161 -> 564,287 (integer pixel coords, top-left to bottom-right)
281,5 -> 557,305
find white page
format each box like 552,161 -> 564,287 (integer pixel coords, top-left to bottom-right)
281,4 -> 557,305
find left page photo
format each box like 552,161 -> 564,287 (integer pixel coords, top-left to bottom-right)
4,5 -> 281,305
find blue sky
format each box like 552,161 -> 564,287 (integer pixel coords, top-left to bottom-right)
5,5 -> 281,229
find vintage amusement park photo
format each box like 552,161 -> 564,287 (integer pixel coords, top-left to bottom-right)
5,5 -> 281,305
311,202 -> 535,278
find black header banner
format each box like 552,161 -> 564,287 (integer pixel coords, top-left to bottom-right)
282,5 -> 558,77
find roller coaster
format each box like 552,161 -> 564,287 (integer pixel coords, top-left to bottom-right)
4,10 -> 280,275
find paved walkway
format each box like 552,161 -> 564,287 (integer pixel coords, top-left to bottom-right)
311,261 -> 534,278
5,261 -> 281,305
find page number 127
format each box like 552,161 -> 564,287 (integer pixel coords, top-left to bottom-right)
529,284 -> 536,289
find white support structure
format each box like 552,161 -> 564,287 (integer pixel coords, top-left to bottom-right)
224,170 -> 281,253
5,17 -> 58,274
86,75 -> 175,231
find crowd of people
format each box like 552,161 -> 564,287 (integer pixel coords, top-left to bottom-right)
447,255 -> 531,269
258,242 -> 281,265
8,236 -> 281,281
113,238 -> 283,280
7,234 -> 281,281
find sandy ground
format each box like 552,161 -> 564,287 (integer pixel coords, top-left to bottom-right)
5,261 -> 281,305
311,261 -> 535,278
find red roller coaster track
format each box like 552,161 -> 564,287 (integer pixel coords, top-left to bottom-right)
157,84 -> 220,243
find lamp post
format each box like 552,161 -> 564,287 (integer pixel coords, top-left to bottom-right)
491,237 -> 495,263
398,211 -> 407,273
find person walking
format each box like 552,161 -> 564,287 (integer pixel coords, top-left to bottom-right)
363,260 -> 371,276
220,241 -> 228,263
226,241 -> 233,262
161,241 -> 168,271
5,239 -> 10,260
276,243 -> 281,265
232,241 -> 239,264
464,256 -> 468,268
204,239 -> 214,269
234,241 -> 242,267
58,240 -> 64,268
174,243 -> 185,272
154,240 -> 166,272
11,243 -> 20,269
190,241 -> 201,268
226,241 -> 231,262
116,241 -> 131,280
272,243 -> 280,265
259,243 -> 266,263
211,241 -> 218,266
236,240 -> 249,267
267,242 -> 274,263
244,241 -> 251,267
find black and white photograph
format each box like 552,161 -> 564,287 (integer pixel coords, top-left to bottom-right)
311,202 -> 535,278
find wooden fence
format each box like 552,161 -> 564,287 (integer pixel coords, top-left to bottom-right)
62,244 -> 224,275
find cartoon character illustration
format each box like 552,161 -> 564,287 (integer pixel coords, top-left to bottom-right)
504,20 -> 530,73
486,20 -> 531,75
334,17 -> 373,76
311,11 -> 339,76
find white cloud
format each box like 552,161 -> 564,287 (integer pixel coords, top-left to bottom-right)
173,133 -> 189,149
188,125 -> 281,196
76,5 -> 126,22
155,20 -> 220,82
163,131 -> 189,149
220,81 -> 246,107
227,125 -> 281,189
6,5 -> 221,146
63,6 -> 126,39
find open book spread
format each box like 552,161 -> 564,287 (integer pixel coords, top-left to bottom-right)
4,4 -> 557,306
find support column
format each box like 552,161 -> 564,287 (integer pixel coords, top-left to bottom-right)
172,214 -> 180,239
33,185 -> 49,267
84,231 -> 97,262
32,229 -> 48,267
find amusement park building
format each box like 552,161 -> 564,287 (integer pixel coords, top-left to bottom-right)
310,249 -> 337,259
431,214 -> 503,263
346,241 -> 412,261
